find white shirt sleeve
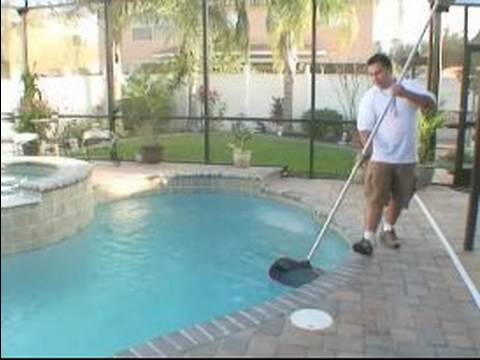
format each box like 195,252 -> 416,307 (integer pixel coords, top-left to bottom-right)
403,79 -> 436,103
357,91 -> 376,132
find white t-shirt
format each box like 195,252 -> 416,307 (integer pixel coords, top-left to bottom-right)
357,79 -> 435,164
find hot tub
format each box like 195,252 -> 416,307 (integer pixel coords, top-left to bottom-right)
1,157 -> 94,255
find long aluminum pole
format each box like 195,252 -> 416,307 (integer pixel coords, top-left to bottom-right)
306,0 -> 444,261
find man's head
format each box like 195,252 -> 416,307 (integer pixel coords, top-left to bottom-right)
367,53 -> 394,89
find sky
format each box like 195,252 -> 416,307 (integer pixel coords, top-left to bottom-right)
373,0 -> 480,52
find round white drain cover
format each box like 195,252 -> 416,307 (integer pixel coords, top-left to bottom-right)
290,309 -> 333,331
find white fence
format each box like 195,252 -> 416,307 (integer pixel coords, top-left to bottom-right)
1,72 -> 463,120
1,75 -> 107,115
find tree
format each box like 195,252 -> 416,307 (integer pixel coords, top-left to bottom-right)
74,0 -> 159,102
266,0 -> 351,128
164,0 -> 250,118
331,63 -> 368,122
76,0 -> 248,121
442,29 -> 467,69
389,38 -> 429,77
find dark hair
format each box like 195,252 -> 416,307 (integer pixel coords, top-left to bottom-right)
367,53 -> 392,72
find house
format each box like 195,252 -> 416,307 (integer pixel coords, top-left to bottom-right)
120,0 -> 375,75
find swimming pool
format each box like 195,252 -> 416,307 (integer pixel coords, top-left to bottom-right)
1,190 -> 349,357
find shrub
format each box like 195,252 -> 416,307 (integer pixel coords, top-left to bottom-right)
197,85 -> 227,131
301,108 -> 344,142
119,68 -> 175,137
270,96 -> 284,120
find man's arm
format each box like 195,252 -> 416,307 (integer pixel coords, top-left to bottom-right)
358,130 -> 373,161
391,83 -> 436,113
359,130 -> 370,147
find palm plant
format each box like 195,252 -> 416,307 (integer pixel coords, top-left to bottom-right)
16,70 -> 54,133
266,0 -> 351,125
234,0 -> 250,65
418,110 -> 445,165
165,0 -> 250,117
74,0 -> 159,100
77,0 -> 248,119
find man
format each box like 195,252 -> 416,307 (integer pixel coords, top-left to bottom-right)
353,53 -> 436,256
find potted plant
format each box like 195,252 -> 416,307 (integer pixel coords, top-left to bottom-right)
121,68 -> 173,164
16,70 -> 54,155
139,119 -> 164,164
229,122 -> 252,168
416,109 -> 445,187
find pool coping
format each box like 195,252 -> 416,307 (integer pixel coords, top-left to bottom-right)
2,156 -> 92,193
109,169 -> 368,358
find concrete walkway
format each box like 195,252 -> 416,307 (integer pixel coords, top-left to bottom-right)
90,162 -> 479,358
418,186 -> 479,290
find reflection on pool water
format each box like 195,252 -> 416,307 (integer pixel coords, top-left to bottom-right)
1,191 -> 349,357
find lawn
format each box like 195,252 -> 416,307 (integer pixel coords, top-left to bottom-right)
83,132 -> 357,178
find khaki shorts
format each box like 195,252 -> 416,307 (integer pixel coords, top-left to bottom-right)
365,161 -> 416,209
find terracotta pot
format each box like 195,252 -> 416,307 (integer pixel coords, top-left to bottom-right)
140,144 -> 163,164
22,140 -> 40,155
415,164 -> 435,188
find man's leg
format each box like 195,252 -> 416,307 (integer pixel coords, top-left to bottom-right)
353,203 -> 381,255
353,203 -> 383,255
366,202 -> 384,236
380,199 -> 403,248
380,163 -> 415,248
353,162 -> 391,256
384,198 -> 402,226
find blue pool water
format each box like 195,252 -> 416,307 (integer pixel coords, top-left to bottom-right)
1,191 -> 349,357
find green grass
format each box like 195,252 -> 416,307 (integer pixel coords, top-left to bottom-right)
83,132 -> 357,178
